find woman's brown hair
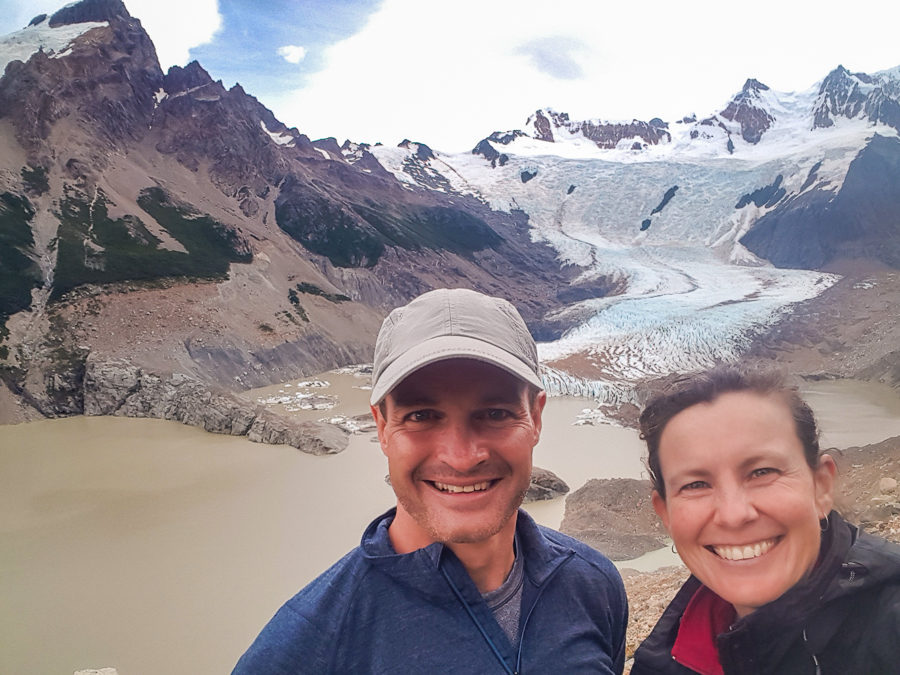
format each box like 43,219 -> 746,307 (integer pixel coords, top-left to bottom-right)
639,365 -> 821,499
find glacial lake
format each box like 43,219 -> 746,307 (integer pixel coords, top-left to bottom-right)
1,376 -> 899,675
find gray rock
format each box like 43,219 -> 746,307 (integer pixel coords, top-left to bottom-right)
524,466 -> 569,502
560,478 -> 667,561
879,477 -> 898,494
83,356 -> 348,455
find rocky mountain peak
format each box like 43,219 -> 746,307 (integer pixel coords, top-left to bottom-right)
524,108 -> 671,150
741,78 -> 769,93
164,61 -> 216,95
812,64 -> 900,132
48,0 -> 132,27
0,0 -> 162,156
719,77 -> 775,144
527,109 -> 557,142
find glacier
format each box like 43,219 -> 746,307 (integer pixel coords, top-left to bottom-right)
361,91 -> 900,403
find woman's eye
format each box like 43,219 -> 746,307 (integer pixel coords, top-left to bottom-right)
680,480 -> 709,491
750,467 -> 778,479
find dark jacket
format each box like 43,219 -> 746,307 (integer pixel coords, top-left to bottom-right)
631,512 -> 900,674
234,508 -> 627,674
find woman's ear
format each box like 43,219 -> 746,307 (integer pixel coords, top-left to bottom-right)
652,490 -> 670,531
814,454 -> 837,518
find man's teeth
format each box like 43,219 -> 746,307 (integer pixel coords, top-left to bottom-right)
433,481 -> 491,494
712,538 -> 777,561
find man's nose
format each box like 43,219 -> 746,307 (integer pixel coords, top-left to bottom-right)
712,485 -> 758,528
436,419 -> 489,471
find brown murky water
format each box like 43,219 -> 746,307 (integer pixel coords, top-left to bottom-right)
1,376 -> 898,674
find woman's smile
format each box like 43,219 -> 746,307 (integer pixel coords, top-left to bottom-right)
707,536 -> 781,561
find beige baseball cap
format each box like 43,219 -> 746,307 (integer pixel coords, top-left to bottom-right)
370,288 -> 543,405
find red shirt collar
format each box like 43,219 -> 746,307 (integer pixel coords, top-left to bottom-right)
671,584 -> 736,675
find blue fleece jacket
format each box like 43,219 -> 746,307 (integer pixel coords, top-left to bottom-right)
234,508 -> 627,674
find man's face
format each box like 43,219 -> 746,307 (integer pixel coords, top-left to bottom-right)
372,358 -> 545,552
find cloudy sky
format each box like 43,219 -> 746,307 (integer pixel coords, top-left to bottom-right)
2,0 -> 899,152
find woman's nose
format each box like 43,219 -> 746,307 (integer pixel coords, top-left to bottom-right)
712,486 -> 758,527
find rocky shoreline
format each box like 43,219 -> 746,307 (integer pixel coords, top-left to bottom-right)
81,356 -> 349,455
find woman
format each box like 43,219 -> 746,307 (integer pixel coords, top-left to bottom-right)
631,366 -> 900,675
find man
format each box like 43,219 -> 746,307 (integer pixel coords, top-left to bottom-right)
234,288 -> 627,674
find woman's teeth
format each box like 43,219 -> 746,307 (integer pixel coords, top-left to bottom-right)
711,537 -> 778,561
433,481 -> 491,493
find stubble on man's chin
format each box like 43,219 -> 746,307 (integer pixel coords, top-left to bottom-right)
395,486 -> 529,545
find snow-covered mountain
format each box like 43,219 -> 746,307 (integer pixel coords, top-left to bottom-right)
356,70 -> 900,396
1,0 -> 898,425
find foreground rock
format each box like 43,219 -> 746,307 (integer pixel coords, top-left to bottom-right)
831,435 -> 900,524
83,357 -> 347,455
524,466 -> 569,502
560,478 -> 667,560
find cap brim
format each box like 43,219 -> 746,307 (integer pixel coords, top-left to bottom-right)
369,334 -> 543,405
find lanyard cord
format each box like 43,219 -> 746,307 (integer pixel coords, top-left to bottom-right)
441,566 -> 515,675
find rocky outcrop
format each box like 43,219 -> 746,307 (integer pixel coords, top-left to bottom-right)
560,478 -> 667,560
525,109 -> 671,149
0,0 -> 163,155
812,65 -> 900,133
832,435 -> 900,525
719,78 -> 775,144
83,357 -> 348,454
741,134 -> 900,269
524,466 -> 569,502
471,139 -> 509,168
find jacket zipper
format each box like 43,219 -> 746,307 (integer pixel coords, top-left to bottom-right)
441,567 -> 515,675
514,551 -> 575,675
802,629 -> 822,675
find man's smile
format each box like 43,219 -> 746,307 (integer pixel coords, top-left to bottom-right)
429,480 -> 496,494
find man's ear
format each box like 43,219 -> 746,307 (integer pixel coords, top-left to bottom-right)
370,403 -> 388,454
651,490 -> 671,531
530,390 -> 547,443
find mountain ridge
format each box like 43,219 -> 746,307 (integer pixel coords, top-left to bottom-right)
1,0 -> 898,439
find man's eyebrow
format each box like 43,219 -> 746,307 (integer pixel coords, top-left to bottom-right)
390,391 -> 438,408
478,390 -> 525,405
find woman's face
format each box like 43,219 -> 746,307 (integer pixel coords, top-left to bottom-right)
651,391 -> 836,618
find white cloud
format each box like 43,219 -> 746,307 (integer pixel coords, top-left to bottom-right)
277,44 -> 306,64
265,0 -> 900,153
123,0 -> 222,69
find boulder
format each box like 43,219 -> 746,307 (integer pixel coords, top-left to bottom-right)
879,477 -> 898,494
560,478 -> 668,560
524,466 -> 569,502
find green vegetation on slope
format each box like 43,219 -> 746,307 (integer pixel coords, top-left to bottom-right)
0,192 -> 42,332
21,165 -> 49,196
274,181 -> 503,268
294,282 -> 350,303
52,186 -> 251,300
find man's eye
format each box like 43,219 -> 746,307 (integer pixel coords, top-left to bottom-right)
484,409 -> 513,421
405,410 -> 435,423
750,467 -> 778,479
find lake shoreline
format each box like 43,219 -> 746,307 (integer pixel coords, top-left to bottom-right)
2,375 -> 899,674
